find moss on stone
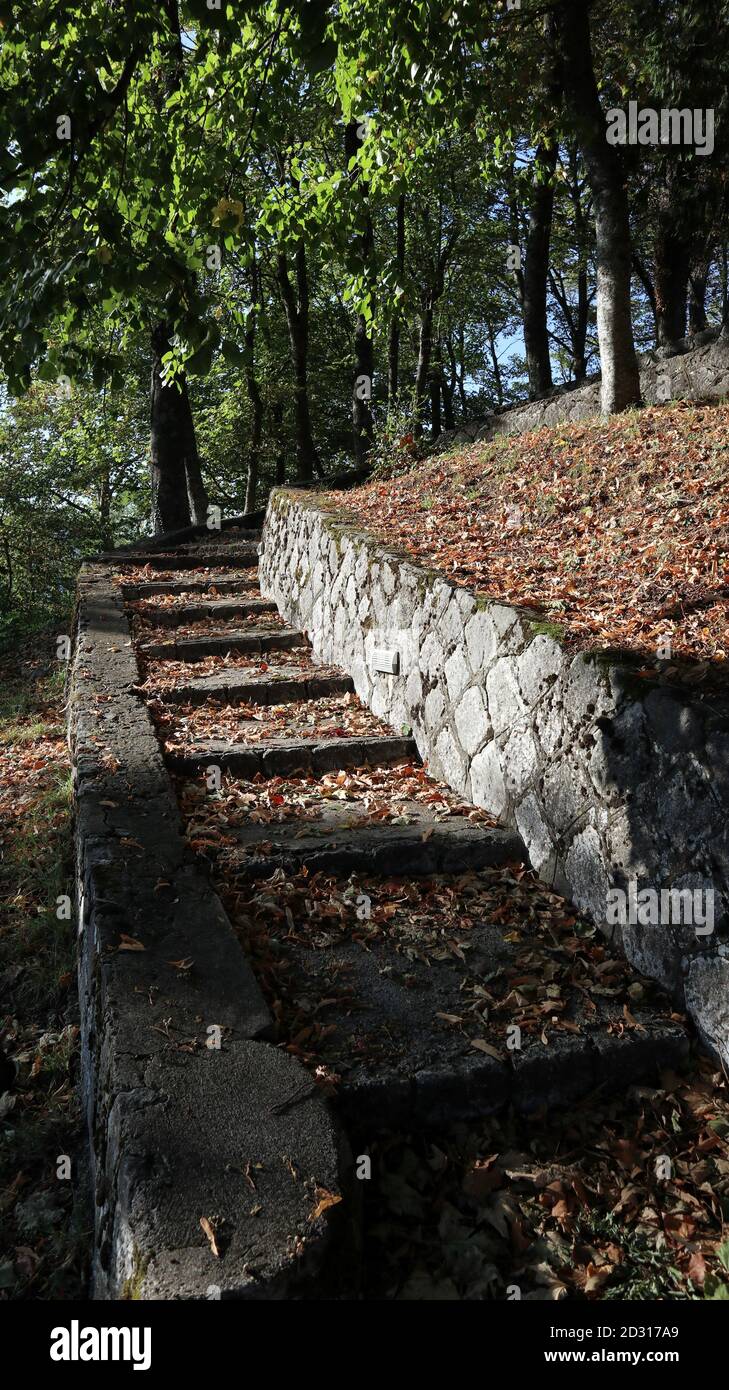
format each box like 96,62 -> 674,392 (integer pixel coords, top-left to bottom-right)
121,1247 -> 150,1301
527,618 -> 567,643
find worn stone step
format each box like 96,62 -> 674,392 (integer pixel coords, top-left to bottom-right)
340,1021 -> 691,1133
209,815 -> 526,880
167,734 -> 419,778
221,866 -> 692,1134
135,598 -> 278,627
121,577 -> 262,600
112,549 -> 259,570
141,628 -> 306,661
155,668 -> 355,707
156,529 -> 262,551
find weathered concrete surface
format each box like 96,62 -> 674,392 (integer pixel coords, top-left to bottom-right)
140,628 -> 305,661
259,490 -> 729,1068
135,598 -> 278,626
121,577 -> 261,600
112,548 -> 259,570
206,806 -> 526,879
167,733 -> 418,779
70,565 -> 345,1298
240,893 -> 689,1132
154,668 -> 354,707
429,328 -> 729,454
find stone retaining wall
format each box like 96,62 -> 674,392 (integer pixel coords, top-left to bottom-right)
260,491 -> 729,1067
430,329 -> 729,453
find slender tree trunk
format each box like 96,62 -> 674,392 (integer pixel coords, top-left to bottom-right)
276,246 -> 322,482
388,193 -> 406,406
555,0 -> 641,414
488,324 -> 504,407
98,459 -> 113,551
272,401 -> 286,485
243,264 -> 263,514
522,19 -> 560,398
414,299 -> 434,438
457,326 -> 468,418
688,256 -> 709,334
441,366 -> 455,430
352,314 -> 374,464
570,143 -> 591,380
345,120 -> 375,466
150,322 -> 198,533
573,267 -> 589,379
429,369 -> 442,438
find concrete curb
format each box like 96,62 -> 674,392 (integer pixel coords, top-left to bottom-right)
70,563 -> 346,1298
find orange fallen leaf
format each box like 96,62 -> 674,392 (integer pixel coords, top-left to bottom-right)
308,1187 -> 343,1222
199,1216 -> 220,1257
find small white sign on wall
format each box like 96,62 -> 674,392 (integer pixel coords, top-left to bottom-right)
372,647 -> 400,675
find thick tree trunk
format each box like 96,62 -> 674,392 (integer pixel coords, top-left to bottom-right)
556,0 -> 641,414
523,141 -> 558,397
150,322 -> 198,534
654,222 -> 690,347
276,246 -> 322,482
388,193 -> 406,406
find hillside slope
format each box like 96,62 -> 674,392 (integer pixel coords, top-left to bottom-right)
334,402 -> 729,675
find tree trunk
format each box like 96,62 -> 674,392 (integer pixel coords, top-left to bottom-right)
523,140 -> 558,397
555,0 -> 641,414
272,401 -> 286,485
429,368 -> 442,439
345,120 -> 375,466
573,266 -> 589,380
150,322 -> 197,534
98,458 -> 113,551
654,221 -> 690,347
688,256 -> 709,334
243,258 -> 263,514
388,193 -> 406,406
441,364 -> 455,430
487,324 -> 504,407
413,300 -> 434,438
276,246 -> 322,482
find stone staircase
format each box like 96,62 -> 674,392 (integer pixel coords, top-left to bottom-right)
73,518 -> 693,1298
127,526 -> 690,1121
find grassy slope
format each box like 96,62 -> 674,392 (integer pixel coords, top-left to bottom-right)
0,638 -> 87,1299
336,401 -> 729,677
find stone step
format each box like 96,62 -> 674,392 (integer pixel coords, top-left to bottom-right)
341,1019 -> 691,1133
156,529 -> 262,551
112,549 -> 259,570
154,668 -> 354,707
121,577 -> 262,599
134,598 -> 278,627
222,866 -> 692,1133
167,734 -> 419,778
206,815 -> 526,881
140,628 -> 306,661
